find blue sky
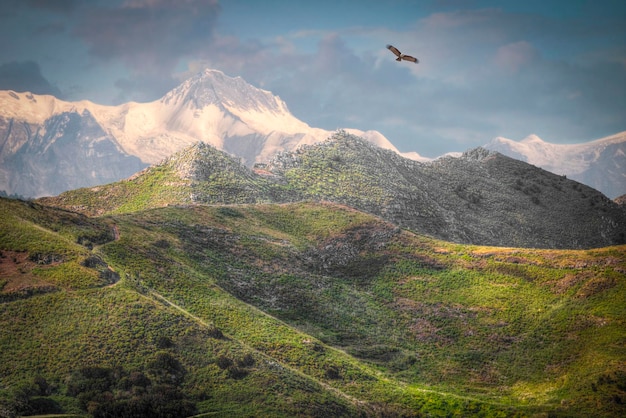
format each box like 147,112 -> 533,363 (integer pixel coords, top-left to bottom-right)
1,0 -> 624,157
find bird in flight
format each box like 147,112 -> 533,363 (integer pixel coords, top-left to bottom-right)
386,44 -> 418,64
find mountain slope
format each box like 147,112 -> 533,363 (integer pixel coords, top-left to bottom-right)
37,142 -> 278,216
485,132 -> 626,199
1,196 -> 625,417
41,131 -> 626,249
267,134 -> 626,248
0,103 -> 147,198
0,70 -> 401,198
0,198 -> 375,417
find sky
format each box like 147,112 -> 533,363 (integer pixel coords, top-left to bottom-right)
0,0 -> 625,157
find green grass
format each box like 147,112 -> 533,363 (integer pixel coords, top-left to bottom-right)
1,197 -> 624,417
37,164 -> 193,217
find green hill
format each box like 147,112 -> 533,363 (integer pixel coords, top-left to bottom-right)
40,131 -> 626,249
1,196 -> 624,417
36,141 -> 285,217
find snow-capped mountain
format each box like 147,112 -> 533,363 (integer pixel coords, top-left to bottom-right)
0,94 -> 146,198
484,132 -> 626,199
1,68 -> 620,200
0,69 -> 407,198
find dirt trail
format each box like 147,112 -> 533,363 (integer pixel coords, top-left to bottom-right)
112,224 -> 120,241
147,290 -> 370,410
147,290 -> 513,411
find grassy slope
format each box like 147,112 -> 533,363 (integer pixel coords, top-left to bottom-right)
37,164 -> 193,217
1,197 -> 624,417
0,198 -> 370,417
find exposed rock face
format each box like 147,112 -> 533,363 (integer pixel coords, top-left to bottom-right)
0,108 -> 146,198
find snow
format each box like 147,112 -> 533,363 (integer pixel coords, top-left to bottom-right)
485,132 -> 626,175
0,70 -> 406,166
3,69 -> 623,177
399,151 -> 431,162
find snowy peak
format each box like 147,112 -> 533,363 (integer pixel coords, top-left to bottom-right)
520,134 -> 545,144
491,134 -> 548,152
161,69 -> 288,116
152,68 -> 324,146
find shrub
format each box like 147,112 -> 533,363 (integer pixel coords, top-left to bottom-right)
216,355 -> 233,370
237,353 -> 255,368
325,365 -> 341,380
207,326 -> 225,339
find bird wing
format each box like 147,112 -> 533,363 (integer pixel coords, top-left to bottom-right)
386,44 -> 402,57
401,55 -> 419,63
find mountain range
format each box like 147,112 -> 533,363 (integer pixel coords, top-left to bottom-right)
40,132 -> 626,250
1,70 -> 625,418
2,68 -> 622,201
0,69 -> 407,199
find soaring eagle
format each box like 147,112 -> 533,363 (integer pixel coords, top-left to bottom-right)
386,44 -> 418,64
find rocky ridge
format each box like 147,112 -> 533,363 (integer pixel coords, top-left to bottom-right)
41,131 -> 626,249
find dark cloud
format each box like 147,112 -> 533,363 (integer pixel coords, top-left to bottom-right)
69,0 -> 220,103
74,0 -> 220,73
26,0 -> 78,14
0,61 -> 63,97
113,73 -> 179,104
0,0 -> 78,17
34,21 -> 67,35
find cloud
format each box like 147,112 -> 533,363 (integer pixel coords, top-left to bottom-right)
0,61 -> 63,97
72,0 -> 220,101
493,41 -> 539,73
74,0 -> 220,69
374,8 -> 626,148
4,1 -> 619,154
26,0 -> 78,14
182,5 -> 624,155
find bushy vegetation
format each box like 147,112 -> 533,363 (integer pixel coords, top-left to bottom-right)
40,132 -> 626,249
38,164 -> 193,217
1,196 -> 624,417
